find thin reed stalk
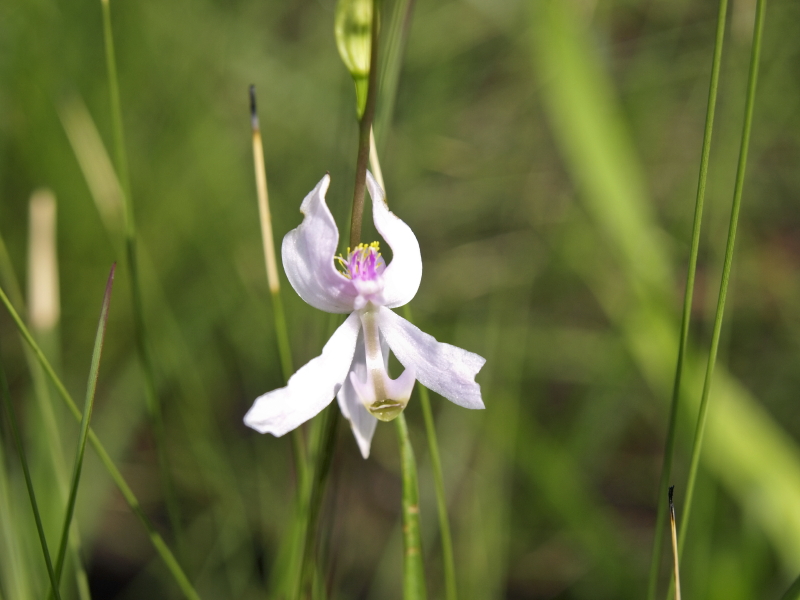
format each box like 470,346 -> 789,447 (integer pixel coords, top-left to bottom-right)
249,84 -> 308,483
646,1 -> 729,596
0,284 -> 202,600
668,487 -> 681,600
99,0 -> 182,548
679,0 -> 768,557
249,86 -> 313,597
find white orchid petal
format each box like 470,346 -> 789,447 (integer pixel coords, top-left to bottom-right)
378,307 -> 485,409
367,171 -> 422,308
245,312 -> 362,436
282,175 -> 357,313
336,332 -> 378,459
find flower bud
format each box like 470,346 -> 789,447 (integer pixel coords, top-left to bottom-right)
335,0 -> 373,118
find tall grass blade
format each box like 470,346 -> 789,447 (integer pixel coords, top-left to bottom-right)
48,265 -> 115,598
396,413 -> 427,600
0,284 -> 202,600
99,0 -> 182,549
679,0 -> 768,554
0,360 -> 62,600
646,1 -> 729,597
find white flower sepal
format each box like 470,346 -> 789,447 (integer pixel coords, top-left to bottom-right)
244,172 -> 486,458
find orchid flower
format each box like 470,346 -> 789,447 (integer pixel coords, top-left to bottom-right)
244,172 -> 485,458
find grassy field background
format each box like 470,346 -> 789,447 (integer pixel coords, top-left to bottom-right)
2,0 -> 800,598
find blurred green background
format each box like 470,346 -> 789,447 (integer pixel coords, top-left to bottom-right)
2,0 -> 800,598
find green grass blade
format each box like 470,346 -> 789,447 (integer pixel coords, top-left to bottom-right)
100,0 -> 182,551
396,413 -> 427,600
403,306 -> 456,600
0,360 -> 62,600
49,265 -> 115,597
646,1 -> 730,597
0,283 -> 202,600
679,0 -> 768,554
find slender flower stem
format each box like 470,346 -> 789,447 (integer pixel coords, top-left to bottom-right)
646,1 -> 729,596
349,0 -> 381,249
48,265 -> 114,599
668,487 -> 682,600
100,0 -> 182,550
0,284 -> 201,600
0,360 -> 62,600
396,413 -> 427,600
679,0 -> 767,557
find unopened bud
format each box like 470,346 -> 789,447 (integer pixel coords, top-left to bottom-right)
335,0 -> 373,118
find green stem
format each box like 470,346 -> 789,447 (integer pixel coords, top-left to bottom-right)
679,0 -> 767,559
0,361 -> 62,600
100,0 -> 182,550
0,284 -> 201,600
349,0 -> 381,249
646,1 -> 729,597
49,266 -> 115,598
396,413 -> 427,600
403,307 -> 456,600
